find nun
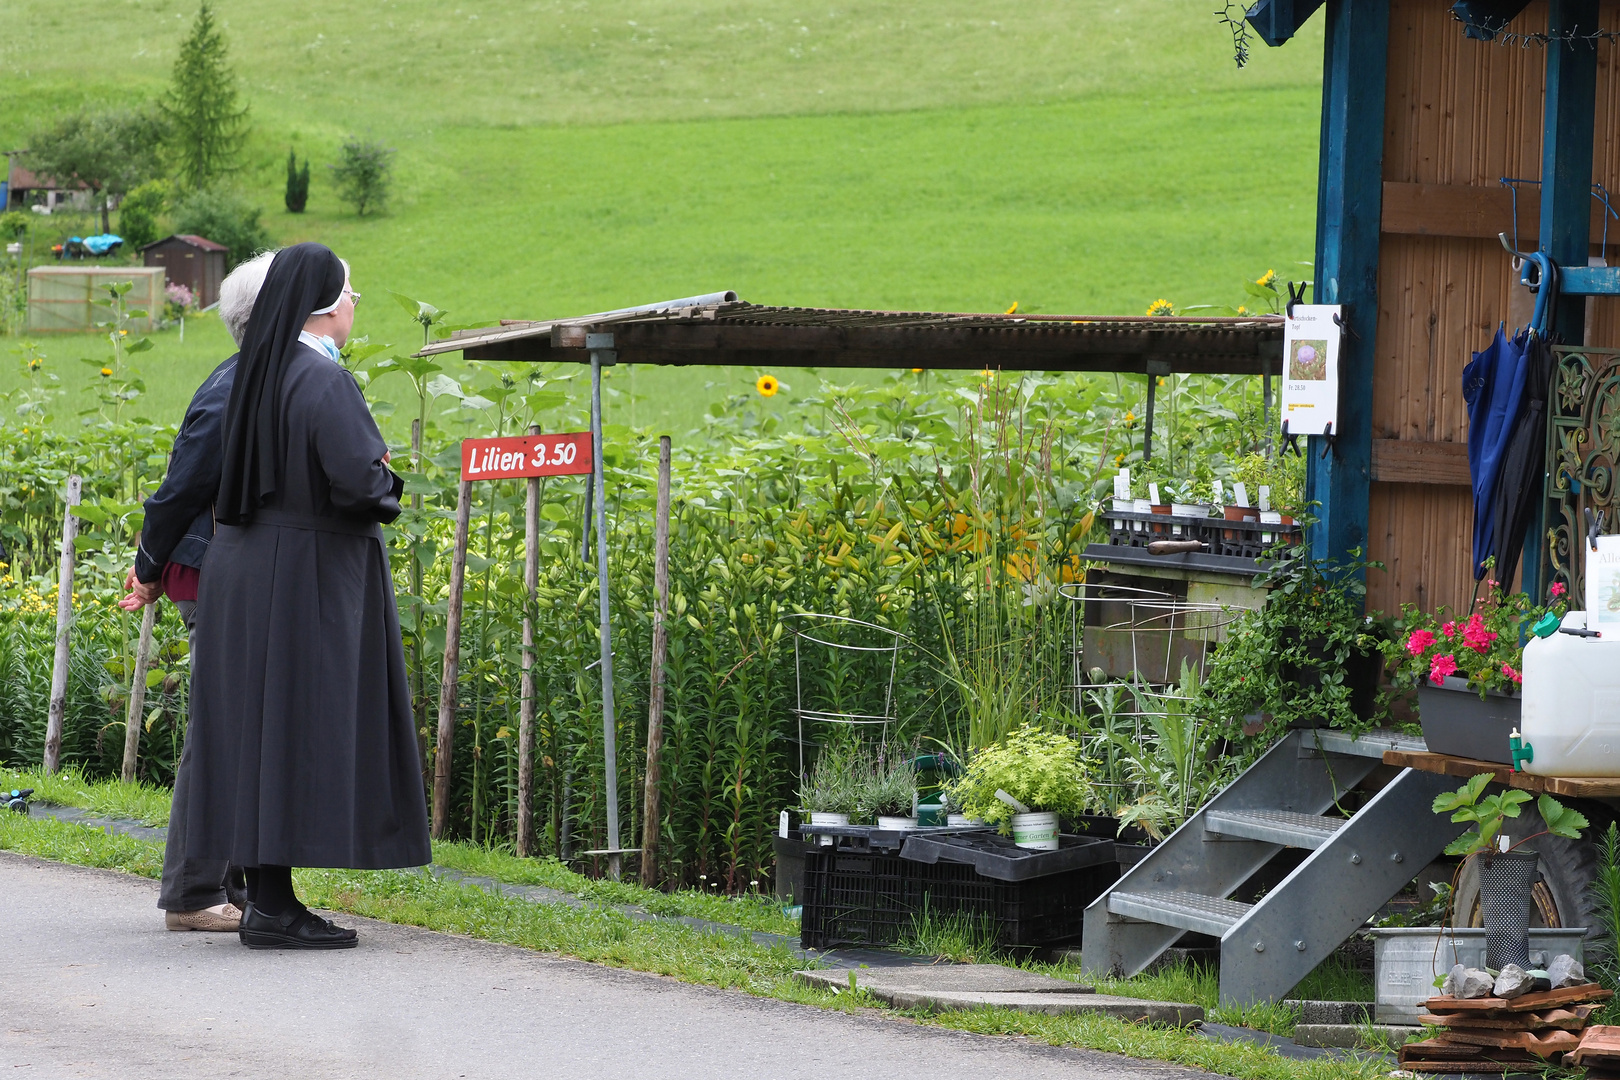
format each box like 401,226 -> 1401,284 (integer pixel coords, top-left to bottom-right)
181,242 -> 430,949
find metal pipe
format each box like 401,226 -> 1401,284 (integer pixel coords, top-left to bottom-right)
1143,373 -> 1156,462
590,344 -> 622,880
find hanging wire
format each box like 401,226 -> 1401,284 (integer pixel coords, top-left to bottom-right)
1454,10 -> 1620,48
1215,2 -> 1255,69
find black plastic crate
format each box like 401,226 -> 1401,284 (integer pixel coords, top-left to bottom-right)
799,847 -> 1118,950
900,832 -> 1115,882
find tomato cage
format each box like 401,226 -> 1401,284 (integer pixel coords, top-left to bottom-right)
1059,582 -> 1243,812
786,613 -> 906,785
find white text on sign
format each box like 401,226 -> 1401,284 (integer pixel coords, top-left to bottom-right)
460,432 -> 594,480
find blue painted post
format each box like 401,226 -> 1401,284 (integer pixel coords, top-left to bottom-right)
1525,0 -> 1599,598
1306,0 -> 1388,575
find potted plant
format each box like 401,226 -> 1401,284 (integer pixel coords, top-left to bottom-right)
798,742 -> 861,845
947,724 -> 1092,849
1201,545 -> 1392,742
1432,772 -> 1588,969
1390,566 -> 1566,764
858,755 -> 919,830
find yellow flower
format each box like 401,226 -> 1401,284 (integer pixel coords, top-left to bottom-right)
911,368 -> 924,374
1146,299 -> 1175,317
755,374 -> 779,397
100,367 -> 112,377
1237,305 -> 1249,315
1124,411 -> 1135,423
1004,301 -> 1019,315
119,329 -> 128,336
1257,269 -> 1277,288
1115,453 -> 1125,467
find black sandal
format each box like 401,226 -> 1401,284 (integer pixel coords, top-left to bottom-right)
239,903 -> 359,950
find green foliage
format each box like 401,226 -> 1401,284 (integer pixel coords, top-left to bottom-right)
170,187 -> 271,269
116,180 -> 168,250
24,105 -> 168,232
796,740 -> 861,815
1200,545 -> 1391,742
284,149 -> 310,214
0,211 -> 28,240
1588,822 -> 1620,1002
330,137 -> 394,217
900,898 -> 1002,963
949,724 -> 1091,831
161,2 -> 248,190
1433,773 -> 1588,858
856,753 -> 917,819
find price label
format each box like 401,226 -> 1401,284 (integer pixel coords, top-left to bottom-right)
460,432 -> 593,480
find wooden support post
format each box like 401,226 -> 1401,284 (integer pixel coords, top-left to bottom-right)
120,602 -> 157,783
431,477 -> 474,840
1305,0 -> 1388,577
517,425 -> 541,858
641,436 -> 672,888
589,341 -> 623,881
43,474 -> 80,775
1526,0 -> 1600,598
411,417 -> 428,787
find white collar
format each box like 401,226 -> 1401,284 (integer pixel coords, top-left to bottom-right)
298,330 -> 342,363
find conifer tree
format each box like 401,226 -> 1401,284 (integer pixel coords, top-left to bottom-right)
284,150 -> 310,213
162,3 -> 249,190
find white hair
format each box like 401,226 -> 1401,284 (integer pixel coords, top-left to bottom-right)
218,250 -> 278,346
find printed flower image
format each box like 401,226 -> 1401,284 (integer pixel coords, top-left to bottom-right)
1289,339 -> 1328,381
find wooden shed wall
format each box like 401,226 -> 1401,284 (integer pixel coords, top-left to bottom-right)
1367,0 -> 1620,617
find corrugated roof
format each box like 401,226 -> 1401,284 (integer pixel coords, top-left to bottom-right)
141,234 -> 229,253
419,298 -> 1284,376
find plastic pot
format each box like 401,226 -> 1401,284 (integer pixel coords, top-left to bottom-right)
876,815 -> 919,830
1011,811 -> 1060,850
1479,849 -> 1540,970
808,811 -> 849,847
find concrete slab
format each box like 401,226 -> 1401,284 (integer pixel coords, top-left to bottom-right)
796,968 -> 1203,1025
798,963 -> 1092,995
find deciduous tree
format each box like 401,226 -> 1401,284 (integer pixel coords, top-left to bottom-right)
25,106 -> 168,233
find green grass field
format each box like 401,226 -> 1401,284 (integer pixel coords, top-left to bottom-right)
2,1 -> 1324,433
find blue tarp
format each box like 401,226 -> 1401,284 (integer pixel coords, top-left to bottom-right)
80,234 -> 123,255
1464,325 -> 1530,579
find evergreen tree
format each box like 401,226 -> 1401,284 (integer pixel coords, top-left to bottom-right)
284,150 -> 310,213
162,2 -> 249,190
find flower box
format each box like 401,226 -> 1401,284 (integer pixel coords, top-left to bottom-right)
1416,675 -> 1521,765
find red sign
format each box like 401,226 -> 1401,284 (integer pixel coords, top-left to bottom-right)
461,432 -> 593,480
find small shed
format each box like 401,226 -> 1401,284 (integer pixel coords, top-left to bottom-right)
141,234 -> 227,310
27,266 -> 164,333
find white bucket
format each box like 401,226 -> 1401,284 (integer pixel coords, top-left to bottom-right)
1011,811 -> 1060,850
808,811 -> 849,846
877,815 -> 919,831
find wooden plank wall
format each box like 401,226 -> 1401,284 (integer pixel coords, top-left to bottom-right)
1368,0 -> 1620,617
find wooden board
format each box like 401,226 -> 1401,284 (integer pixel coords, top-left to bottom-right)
1381,180 -> 1620,243
1370,438 -> 1471,485
1383,750 -> 1620,798
1425,985 -> 1613,1014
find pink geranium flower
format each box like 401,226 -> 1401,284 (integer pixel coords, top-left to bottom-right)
1462,613 -> 1498,654
1405,629 -> 1436,657
1429,653 -> 1458,685
1502,663 -> 1523,685
1442,620 -> 1458,637
1551,581 -> 1567,599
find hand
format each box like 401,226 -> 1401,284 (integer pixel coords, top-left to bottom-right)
119,568 -> 162,611
382,451 -> 391,464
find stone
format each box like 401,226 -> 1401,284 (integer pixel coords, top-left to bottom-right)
1293,1023 -> 1423,1050
797,963 -> 1091,995
1283,1000 -> 1372,1025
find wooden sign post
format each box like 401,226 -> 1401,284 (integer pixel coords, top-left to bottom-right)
434,429 -> 593,845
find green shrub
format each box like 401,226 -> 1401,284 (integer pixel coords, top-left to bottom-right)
117,180 -> 168,250
330,137 -> 393,216
170,187 -> 270,268
284,149 -> 309,214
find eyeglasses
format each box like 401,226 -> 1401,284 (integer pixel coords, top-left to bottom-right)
346,289 -> 362,307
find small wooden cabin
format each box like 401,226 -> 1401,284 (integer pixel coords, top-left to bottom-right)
141,234 -> 227,310
1246,0 -> 1620,617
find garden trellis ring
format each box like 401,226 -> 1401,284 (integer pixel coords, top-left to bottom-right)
785,613 -> 907,786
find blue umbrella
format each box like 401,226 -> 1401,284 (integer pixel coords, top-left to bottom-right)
1464,325 -> 1530,579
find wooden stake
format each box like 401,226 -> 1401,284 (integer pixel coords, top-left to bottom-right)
517,425 -> 541,857
121,602 -> 157,783
43,474 -> 80,775
641,436 -> 672,887
431,477 -> 474,839
411,417 -> 429,787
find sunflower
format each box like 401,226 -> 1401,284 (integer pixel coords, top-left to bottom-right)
756,374 -> 779,397
100,367 -> 112,377
1146,299 -> 1175,317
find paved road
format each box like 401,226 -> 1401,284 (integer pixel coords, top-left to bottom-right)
3,854 -> 1214,1080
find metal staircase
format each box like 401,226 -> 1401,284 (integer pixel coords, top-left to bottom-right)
1082,728 -> 1467,1007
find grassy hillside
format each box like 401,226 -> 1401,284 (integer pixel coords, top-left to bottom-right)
2,1 -> 1324,433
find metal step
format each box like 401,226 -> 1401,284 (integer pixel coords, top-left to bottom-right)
1107,891 -> 1253,937
1307,728 -> 1428,760
1205,809 -> 1347,850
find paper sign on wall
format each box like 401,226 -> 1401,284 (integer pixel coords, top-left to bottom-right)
1587,535 -> 1620,627
1281,305 -> 1343,436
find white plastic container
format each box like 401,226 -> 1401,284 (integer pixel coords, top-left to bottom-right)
1370,927 -> 1584,1021
1520,611 -> 1620,776
877,815 -> 919,830
807,811 -> 848,846
1011,811 -> 1060,850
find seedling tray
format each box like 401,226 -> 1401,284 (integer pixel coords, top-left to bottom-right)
899,832 -> 1116,882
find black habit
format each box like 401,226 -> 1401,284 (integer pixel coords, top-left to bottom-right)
180,341 -> 430,869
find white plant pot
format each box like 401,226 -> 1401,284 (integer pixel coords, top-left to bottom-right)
808,811 -> 849,846
947,814 -> 981,827
877,815 -> 919,831
1011,811 -> 1060,850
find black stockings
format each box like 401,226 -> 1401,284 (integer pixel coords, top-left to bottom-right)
243,864 -> 299,917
